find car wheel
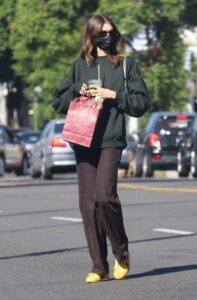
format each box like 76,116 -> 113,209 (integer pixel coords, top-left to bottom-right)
31,164 -> 41,178
15,156 -> 28,176
133,152 -> 143,177
143,153 -> 154,177
191,150 -> 197,178
177,151 -> 189,178
0,156 -> 5,177
134,160 -> 143,177
41,158 -> 53,179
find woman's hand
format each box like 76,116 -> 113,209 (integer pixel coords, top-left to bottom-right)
80,83 -> 88,96
89,85 -> 116,100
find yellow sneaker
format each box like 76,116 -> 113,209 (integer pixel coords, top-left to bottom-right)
113,256 -> 129,280
85,272 -> 109,283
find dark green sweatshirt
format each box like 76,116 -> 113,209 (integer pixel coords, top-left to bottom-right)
52,56 -> 151,148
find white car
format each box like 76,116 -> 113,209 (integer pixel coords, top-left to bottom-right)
31,119 -> 76,179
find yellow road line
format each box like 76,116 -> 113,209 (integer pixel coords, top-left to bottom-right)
0,182 -> 23,187
1,181 -> 197,194
118,183 -> 197,193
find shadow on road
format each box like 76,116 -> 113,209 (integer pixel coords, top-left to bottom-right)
127,264 -> 197,279
129,233 -> 196,245
0,233 -> 196,261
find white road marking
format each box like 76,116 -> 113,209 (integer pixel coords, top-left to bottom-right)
51,216 -> 82,223
154,228 -> 194,235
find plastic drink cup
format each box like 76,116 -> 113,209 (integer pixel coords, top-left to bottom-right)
88,79 -> 102,97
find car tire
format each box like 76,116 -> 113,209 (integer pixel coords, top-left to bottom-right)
41,158 -> 53,179
0,156 -> 5,177
177,151 -> 189,178
143,153 -> 154,177
191,150 -> 197,178
31,164 -> 41,178
15,156 -> 28,176
133,152 -> 143,177
134,161 -> 143,177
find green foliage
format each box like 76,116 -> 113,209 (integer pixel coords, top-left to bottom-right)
98,0 -> 185,36
0,0 -> 15,82
0,0 -> 195,128
9,0 -> 81,122
189,54 -> 197,96
99,0 -> 188,116
98,0 -> 142,35
0,0 -> 15,52
8,0 -> 98,126
181,0 -> 197,26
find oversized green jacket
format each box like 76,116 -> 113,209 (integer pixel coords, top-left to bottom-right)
52,56 -> 151,148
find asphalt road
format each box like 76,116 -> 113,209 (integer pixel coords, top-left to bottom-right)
0,174 -> 197,300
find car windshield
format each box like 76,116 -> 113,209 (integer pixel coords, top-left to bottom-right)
154,115 -> 194,133
19,132 -> 40,143
54,122 -> 64,134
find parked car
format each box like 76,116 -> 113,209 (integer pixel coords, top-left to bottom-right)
177,115 -> 197,178
31,119 -> 76,179
13,129 -> 41,167
0,125 -> 29,177
134,112 -> 196,177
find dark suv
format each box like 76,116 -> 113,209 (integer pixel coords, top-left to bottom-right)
135,112 -> 196,177
0,125 -> 29,177
177,116 -> 197,178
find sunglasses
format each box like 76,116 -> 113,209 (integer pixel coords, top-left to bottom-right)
97,29 -> 117,38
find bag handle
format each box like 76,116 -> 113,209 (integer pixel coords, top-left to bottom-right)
98,64 -> 101,82
123,56 -> 127,93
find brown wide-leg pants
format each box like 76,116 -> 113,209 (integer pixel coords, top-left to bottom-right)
74,146 -> 129,275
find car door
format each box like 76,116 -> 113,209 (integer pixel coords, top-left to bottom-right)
3,128 -> 23,168
33,122 -> 52,170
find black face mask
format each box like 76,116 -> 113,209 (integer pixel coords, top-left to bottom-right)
96,34 -> 117,52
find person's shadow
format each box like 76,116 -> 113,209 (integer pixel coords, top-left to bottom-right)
126,264 -> 197,279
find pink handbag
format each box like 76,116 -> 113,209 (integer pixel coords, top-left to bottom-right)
61,96 -> 102,147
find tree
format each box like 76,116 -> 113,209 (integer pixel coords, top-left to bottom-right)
9,0 -> 98,128
1,0 -> 196,128
0,0 -> 15,81
98,0 -> 188,114
181,0 -> 197,26
0,0 -> 29,126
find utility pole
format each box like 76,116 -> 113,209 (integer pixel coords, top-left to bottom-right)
33,86 -> 42,130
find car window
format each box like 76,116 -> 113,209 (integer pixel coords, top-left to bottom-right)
193,117 -> 197,130
0,127 -> 4,140
145,114 -> 157,133
41,122 -> 52,138
153,115 -> 194,134
54,122 -> 64,134
3,128 -> 12,143
19,133 -> 41,144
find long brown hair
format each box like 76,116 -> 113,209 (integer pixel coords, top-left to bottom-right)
80,15 -> 122,66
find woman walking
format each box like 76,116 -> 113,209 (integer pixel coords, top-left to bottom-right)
52,14 -> 151,283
